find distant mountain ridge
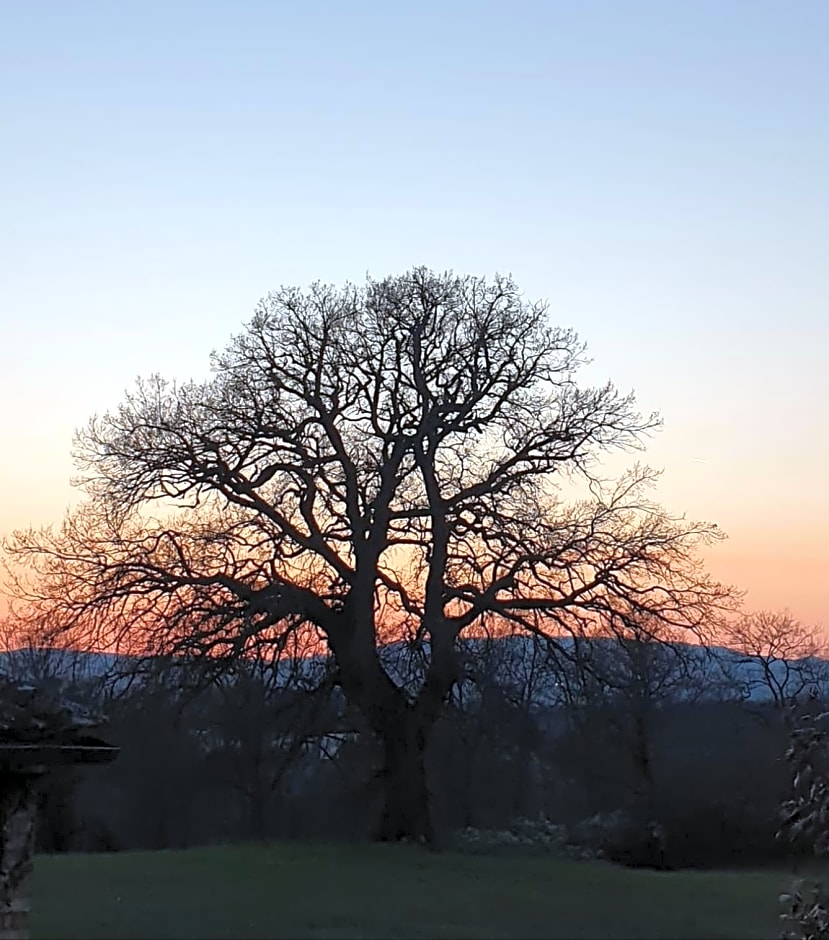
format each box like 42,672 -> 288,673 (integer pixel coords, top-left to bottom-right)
2,634 -> 827,705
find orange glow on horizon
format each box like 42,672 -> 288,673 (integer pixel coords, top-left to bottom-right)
703,541 -> 827,633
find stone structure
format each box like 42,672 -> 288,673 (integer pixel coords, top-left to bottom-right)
0,677 -> 118,939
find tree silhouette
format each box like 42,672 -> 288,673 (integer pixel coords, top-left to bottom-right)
5,268 -> 733,843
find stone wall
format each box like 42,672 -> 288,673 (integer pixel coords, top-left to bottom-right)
0,774 -> 38,940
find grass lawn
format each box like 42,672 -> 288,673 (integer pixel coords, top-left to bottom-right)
31,842 -> 794,939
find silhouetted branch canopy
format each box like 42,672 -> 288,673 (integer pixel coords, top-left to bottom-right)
4,268 -> 736,687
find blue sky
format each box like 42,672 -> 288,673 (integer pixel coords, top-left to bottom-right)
1,0 -> 827,622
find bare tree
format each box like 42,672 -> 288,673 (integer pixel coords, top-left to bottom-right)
4,268 -> 733,843
548,616 -> 719,823
198,634 -> 339,841
0,612 -> 113,702
723,610 -> 829,709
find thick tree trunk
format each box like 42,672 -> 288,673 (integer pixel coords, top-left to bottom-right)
374,712 -> 433,845
327,618 -> 453,846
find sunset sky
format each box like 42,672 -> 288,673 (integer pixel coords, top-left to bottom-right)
1,1 -> 827,627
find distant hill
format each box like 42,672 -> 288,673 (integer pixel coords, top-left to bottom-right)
2,634 -> 827,705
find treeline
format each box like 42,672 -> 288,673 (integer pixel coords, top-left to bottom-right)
13,627 -> 824,870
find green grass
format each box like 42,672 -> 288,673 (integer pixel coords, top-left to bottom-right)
31,842 -> 794,939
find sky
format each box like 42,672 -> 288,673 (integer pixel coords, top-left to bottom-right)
1,0 -> 827,627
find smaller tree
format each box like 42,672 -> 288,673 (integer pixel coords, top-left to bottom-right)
197,639 -> 340,841
550,619 -> 712,845
725,611 -> 829,709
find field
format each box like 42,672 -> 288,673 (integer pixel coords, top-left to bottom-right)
31,842 -> 793,939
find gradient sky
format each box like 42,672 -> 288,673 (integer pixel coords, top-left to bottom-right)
1,1 -> 827,626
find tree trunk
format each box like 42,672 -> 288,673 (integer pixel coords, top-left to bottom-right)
327,621 -> 450,846
375,712 -> 433,845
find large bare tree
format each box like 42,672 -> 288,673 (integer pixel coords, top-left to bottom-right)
5,268 -> 733,842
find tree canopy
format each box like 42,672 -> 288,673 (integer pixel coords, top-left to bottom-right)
5,268 -> 734,841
